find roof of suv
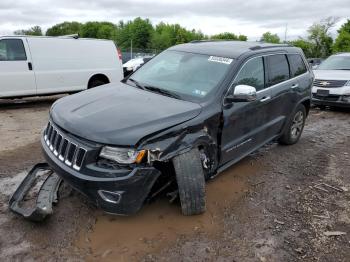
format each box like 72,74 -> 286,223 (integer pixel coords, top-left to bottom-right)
169,40 -> 300,59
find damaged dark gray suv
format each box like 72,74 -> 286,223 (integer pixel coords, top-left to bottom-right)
41,41 -> 313,216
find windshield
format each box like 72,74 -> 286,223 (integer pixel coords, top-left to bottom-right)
129,50 -> 233,101
317,55 -> 350,70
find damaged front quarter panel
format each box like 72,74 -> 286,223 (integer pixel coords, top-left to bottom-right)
138,110 -> 222,177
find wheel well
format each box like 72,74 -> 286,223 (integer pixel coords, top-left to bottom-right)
301,99 -> 311,116
88,74 -> 110,88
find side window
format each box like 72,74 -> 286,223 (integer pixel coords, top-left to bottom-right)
288,54 -> 307,77
234,57 -> 265,91
266,54 -> 289,87
0,39 -> 27,61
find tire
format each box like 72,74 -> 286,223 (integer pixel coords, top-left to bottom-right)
278,104 -> 306,145
88,79 -> 106,89
172,148 -> 206,216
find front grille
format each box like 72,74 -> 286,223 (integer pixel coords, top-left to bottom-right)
313,94 -> 340,102
44,121 -> 87,171
314,79 -> 347,88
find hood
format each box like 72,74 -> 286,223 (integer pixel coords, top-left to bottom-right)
50,83 -> 202,146
313,70 -> 350,81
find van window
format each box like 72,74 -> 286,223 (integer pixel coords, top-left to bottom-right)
266,54 -> 289,87
0,39 -> 27,61
234,57 -> 265,91
288,54 -> 307,77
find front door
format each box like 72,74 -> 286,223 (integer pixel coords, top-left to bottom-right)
0,38 -> 37,97
220,56 -> 274,165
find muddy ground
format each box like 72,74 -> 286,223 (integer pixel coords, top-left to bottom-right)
0,96 -> 349,262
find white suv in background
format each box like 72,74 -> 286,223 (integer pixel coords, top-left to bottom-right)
312,53 -> 350,108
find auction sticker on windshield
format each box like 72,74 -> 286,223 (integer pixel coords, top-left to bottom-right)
208,56 -> 233,64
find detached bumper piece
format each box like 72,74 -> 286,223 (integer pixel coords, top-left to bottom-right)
9,163 -> 62,222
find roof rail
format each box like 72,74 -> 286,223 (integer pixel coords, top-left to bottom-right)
61,34 -> 79,39
249,43 -> 291,50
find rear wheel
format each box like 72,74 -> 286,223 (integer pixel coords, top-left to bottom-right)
172,148 -> 206,216
278,104 -> 306,145
88,79 -> 107,89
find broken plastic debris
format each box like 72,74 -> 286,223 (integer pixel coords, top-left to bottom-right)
9,163 -> 62,222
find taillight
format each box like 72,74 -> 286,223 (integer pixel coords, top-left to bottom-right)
117,48 -> 122,61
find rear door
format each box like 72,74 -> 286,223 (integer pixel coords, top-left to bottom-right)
0,38 -> 37,97
267,53 -> 310,136
220,56 -> 274,165
263,54 -> 293,136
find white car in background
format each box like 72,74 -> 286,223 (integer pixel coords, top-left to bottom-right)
0,35 -> 124,98
123,56 -> 154,77
312,53 -> 350,108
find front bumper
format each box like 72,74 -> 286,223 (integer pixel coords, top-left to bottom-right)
312,93 -> 350,108
41,136 -> 160,215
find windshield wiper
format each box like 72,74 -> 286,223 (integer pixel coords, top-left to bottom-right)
143,86 -> 181,99
128,78 -> 181,99
128,78 -> 146,90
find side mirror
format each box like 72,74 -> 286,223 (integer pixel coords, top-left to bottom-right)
225,84 -> 257,104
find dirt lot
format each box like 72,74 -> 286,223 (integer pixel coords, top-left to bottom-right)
0,96 -> 349,262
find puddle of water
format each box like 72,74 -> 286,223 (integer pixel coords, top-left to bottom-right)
78,158 -> 259,261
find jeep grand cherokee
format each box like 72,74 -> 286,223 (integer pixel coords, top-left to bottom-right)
41,40 -> 313,216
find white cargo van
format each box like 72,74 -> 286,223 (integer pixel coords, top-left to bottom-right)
0,35 -> 124,98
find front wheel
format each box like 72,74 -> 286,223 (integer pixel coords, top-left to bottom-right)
172,148 -> 206,216
278,104 -> 306,145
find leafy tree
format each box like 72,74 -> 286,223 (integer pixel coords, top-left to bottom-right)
307,17 -> 338,58
289,39 -> 315,58
238,35 -> 248,41
115,18 -> 154,49
46,22 -> 82,36
14,26 -> 43,36
333,19 -> 350,52
80,21 -> 117,40
260,32 -> 280,43
211,32 -> 238,40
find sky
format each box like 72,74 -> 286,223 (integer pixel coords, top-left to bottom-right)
0,0 -> 349,41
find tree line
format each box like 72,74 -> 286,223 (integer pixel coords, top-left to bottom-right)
14,17 -> 350,58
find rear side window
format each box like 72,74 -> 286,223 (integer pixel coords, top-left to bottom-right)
0,39 -> 27,61
288,54 -> 307,77
234,57 -> 265,91
266,54 -> 289,87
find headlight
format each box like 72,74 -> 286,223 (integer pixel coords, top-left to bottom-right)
345,80 -> 350,86
99,146 -> 146,164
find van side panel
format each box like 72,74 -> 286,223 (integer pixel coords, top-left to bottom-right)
27,38 -> 123,95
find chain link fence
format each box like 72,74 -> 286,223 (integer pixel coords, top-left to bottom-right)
120,48 -> 159,63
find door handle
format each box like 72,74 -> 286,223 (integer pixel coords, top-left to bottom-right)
28,62 -> 33,71
260,96 -> 271,102
291,83 -> 299,89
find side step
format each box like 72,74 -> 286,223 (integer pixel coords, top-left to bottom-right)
9,163 -> 62,222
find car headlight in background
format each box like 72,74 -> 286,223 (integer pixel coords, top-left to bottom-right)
99,146 -> 146,164
345,80 -> 350,86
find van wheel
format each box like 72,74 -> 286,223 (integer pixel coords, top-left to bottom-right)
88,79 -> 106,88
172,148 -> 206,216
278,104 -> 306,145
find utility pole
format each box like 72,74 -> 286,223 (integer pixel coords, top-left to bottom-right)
130,39 -> 133,59
284,23 -> 288,43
